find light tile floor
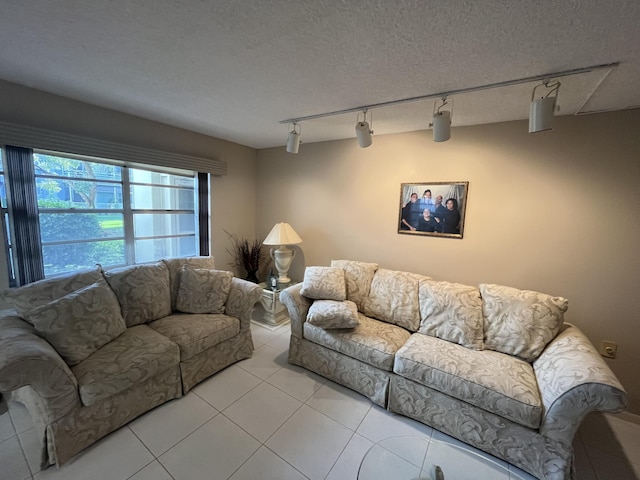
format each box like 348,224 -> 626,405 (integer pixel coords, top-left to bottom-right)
1,321 -> 639,480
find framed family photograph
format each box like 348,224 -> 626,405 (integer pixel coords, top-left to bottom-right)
398,181 -> 469,239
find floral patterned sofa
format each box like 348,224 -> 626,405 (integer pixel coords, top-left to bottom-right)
0,257 -> 262,468
280,260 -> 628,480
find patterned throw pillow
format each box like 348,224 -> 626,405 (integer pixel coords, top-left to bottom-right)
330,260 -> 378,311
0,266 -> 103,317
162,256 -> 216,311
24,279 -> 126,366
103,262 -> 172,327
363,269 -> 428,332
307,300 -> 359,329
175,267 -> 233,314
480,283 -> 569,362
418,279 -> 484,350
300,266 -> 346,301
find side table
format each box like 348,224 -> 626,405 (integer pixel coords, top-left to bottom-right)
252,281 -> 299,329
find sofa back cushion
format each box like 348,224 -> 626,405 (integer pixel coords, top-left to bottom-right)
24,278 -> 126,366
175,267 -> 233,314
480,283 -> 568,362
1,266 -> 103,316
363,269 -> 427,331
330,260 -> 378,312
104,262 -> 172,327
300,266 -> 346,301
162,256 -> 216,311
418,280 -> 484,350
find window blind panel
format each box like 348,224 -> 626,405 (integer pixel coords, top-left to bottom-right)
0,121 -> 227,176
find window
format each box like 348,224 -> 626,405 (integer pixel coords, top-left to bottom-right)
4,149 -> 201,280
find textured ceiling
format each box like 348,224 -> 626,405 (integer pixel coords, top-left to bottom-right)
1,0 -> 639,149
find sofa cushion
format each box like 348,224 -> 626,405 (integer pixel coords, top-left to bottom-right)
71,325 -> 180,406
418,279 -> 484,350
300,266 -> 346,301
330,260 -> 378,311
304,314 -> 411,371
480,283 -> 568,362
394,333 -> 542,429
149,313 -> 240,361
0,266 -> 103,316
307,300 -> 359,329
103,262 -> 172,327
364,269 -> 428,331
162,256 -> 216,311
175,267 -> 233,314
24,278 -> 126,366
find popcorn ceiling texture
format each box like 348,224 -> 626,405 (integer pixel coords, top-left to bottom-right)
0,0 -> 638,148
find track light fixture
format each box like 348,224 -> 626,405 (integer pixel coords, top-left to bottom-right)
279,62 -> 616,145
286,122 -> 301,153
529,80 -> 561,133
355,110 -> 373,148
430,97 -> 453,142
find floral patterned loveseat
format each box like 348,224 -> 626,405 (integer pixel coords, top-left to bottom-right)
0,256 -> 262,468
280,260 -> 628,480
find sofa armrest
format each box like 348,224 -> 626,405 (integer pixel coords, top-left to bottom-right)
0,316 -> 80,425
534,324 -> 628,444
225,278 -> 262,332
280,284 -> 312,338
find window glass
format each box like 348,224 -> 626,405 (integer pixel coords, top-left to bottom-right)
134,237 -> 197,263
43,240 -> 125,276
130,184 -> 194,210
133,213 -> 195,238
40,213 -> 124,242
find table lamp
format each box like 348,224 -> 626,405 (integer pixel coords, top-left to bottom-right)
263,222 -> 302,284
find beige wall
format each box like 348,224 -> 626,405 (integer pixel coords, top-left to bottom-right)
257,109 -> 640,414
0,79 -> 258,279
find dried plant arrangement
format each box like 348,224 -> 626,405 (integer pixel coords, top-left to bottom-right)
225,230 -> 264,283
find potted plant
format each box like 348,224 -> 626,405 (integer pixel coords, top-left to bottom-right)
225,231 -> 264,283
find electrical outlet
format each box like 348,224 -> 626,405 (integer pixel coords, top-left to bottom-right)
600,341 -> 617,359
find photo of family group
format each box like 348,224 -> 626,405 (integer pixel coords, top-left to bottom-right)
398,181 -> 469,238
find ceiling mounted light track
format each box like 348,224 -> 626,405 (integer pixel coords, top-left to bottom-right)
279,61 -> 618,147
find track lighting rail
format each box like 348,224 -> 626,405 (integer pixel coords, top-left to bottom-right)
279,62 -> 618,125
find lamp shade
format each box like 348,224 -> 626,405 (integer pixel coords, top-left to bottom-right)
529,96 -> 556,133
263,222 -> 303,245
432,110 -> 451,142
355,121 -> 373,148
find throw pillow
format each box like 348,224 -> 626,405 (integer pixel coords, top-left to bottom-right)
364,269 -> 428,332
330,260 -> 378,311
162,256 -> 216,310
480,283 -> 569,362
418,279 -> 484,350
300,266 -> 346,301
0,266 -> 103,317
175,267 -> 233,314
24,278 -> 126,366
307,300 -> 359,329
103,262 -> 172,327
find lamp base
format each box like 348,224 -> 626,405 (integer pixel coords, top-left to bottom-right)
270,245 -> 295,285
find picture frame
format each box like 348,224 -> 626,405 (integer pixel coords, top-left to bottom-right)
398,181 -> 469,239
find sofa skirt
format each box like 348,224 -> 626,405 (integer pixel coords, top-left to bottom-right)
46,365 -> 182,467
388,375 -> 572,480
288,336 -> 391,407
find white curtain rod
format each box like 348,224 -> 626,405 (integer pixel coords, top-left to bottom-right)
279,61 -> 619,124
